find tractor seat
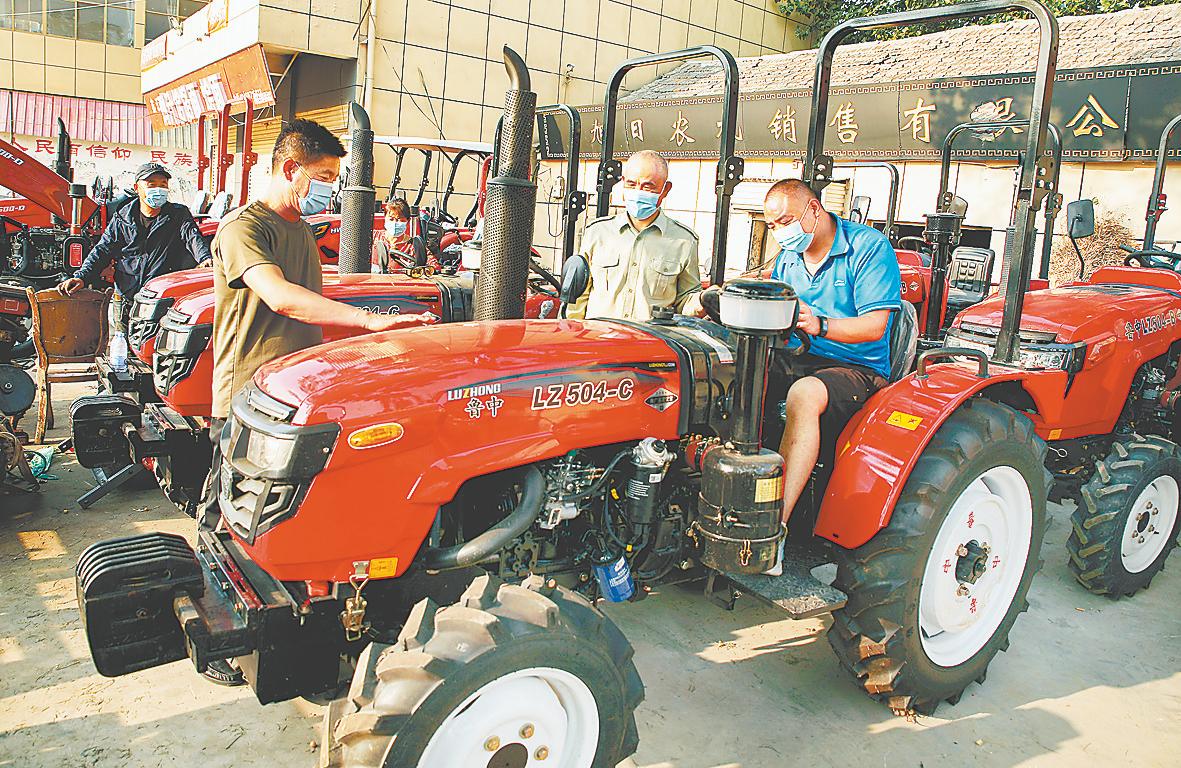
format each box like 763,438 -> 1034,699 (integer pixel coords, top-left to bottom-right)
188,191 -> 212,216
946,246 -> 995,311
888,300 -> 919,382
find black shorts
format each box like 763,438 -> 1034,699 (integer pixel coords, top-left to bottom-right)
762,352 -> 887,455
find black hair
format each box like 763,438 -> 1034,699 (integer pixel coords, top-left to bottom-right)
271,118 -> 346,171
384,197 -> 411,219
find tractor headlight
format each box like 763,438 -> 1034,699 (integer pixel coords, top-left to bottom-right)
245,430 -> 296,470
944,323 -> 1086,373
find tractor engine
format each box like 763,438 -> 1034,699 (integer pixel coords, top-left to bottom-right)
1127,348 -> 1181,439
6,226 -> 77,281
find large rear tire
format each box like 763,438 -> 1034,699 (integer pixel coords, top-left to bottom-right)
827,399 -> 1048,714
325,574 -> 643,768
1067,434 -> 1181,597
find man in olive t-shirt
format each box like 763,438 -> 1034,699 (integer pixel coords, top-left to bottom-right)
211,201 -> 324,418
200,119 -> 434,686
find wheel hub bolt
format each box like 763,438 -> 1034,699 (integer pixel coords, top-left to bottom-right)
956,544 -> 969,556
956,584 -> 970,597
535,746 -> 550,761
484,736 -> 500,752
520,724 -> 535,739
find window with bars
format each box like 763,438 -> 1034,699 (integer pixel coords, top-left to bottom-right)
145,0 -> 208,45
0,0 -> 135,46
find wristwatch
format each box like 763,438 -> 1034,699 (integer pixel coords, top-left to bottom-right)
818,316 -> 829,338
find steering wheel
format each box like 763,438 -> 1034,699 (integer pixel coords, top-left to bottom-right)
1120,244 -> 1181,272
897,236 -> 930,253
529,259 -> 563,293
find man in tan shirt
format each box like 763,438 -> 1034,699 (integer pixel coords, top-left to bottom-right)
568,150 -> 704,321
202,119 -> 432,685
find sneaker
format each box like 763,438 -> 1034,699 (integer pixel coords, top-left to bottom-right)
763,538 -> 786,576
201,659 -> 246,687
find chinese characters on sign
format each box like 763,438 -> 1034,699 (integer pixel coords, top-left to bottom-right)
17,137 -> 189,166
591,119 -> 604,146
768,107 -> 798,143
715,119 -> 743,140
902,97 -> 937,143
670,111 -> 696,147
1067,94 -> 1120,138
969,97 -> 1025,141
830,103 -> 859,144
630,119 -> 644,142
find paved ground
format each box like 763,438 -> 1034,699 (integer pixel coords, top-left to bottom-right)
1,381 -> 1179,768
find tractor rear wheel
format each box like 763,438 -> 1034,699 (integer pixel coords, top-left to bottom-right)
1067,435 -> 1181,597
325,573 -> 643,768
828,399 -> 1048,715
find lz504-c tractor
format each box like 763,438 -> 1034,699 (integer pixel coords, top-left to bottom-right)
78,4 -> 1109,764
68,105 -> 581,512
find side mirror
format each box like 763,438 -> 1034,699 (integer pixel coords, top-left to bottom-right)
948,195 -> 969,218
559,253 -> 590,315
849,195 -> 871,224
1067,199 -> 1095,240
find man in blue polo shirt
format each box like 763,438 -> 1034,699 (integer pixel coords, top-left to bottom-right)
762,179 -> 901,574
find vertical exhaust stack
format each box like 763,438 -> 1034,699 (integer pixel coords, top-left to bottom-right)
475,47 -> 538,321
52,118 -> 71,182
339,102 -> 376,275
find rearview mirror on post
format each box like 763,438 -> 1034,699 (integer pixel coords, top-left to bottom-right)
849,195 -> 871,224
1067,199 -> 1096,240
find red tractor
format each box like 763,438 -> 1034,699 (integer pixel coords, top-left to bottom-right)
69,106 -> 581,511
1,122 -> 121,360
78,5 -> 1105,765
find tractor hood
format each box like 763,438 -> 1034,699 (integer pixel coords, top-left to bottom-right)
953,277 -> 1181,342
164,273 -> 460,326
254,319 -> 684,432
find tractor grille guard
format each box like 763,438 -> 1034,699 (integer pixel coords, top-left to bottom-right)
152,310 -> 211,395
217,386 -> 338,543
128,290 -> 174,350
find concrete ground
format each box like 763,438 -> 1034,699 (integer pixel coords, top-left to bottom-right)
1,380 -> 1179,768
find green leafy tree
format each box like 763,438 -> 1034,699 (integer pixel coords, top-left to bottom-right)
777,0 -> 1180,43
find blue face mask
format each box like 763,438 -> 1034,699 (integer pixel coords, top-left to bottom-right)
623,188 -> 660,221
385,220 -> 407,237
297,166 -> 334,216
773,205 -> 819,254
143,187 -> 168,209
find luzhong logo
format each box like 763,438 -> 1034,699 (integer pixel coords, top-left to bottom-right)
446,383 -> 502,401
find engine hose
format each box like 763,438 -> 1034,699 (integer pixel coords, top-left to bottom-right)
423,466 -> 545,571
568,449 -> 631,501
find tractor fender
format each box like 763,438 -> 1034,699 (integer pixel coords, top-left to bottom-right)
814,361 -> 1067,549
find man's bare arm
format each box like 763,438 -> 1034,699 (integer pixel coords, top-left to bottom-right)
240,264 -> 434,332
797,304 -> 891,343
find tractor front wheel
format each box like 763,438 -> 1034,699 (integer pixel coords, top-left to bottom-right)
325,574 -> 643,768
1067,435 -> 1181,597
828,399 -> 1048,714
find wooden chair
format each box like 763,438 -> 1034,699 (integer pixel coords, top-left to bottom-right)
25,286 -> 109,443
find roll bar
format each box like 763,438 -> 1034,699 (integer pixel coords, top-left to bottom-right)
833,161 -> 900,241
806,0 -> 1058,363
598,46 -> 742,287
536,104 -> 586,267
1144,113 -> 1181,250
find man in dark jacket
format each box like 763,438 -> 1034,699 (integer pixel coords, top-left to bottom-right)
59,162 -> 212,331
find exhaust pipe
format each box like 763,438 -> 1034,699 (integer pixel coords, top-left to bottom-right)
338,102 -> 376,274
474,47 -> 538,321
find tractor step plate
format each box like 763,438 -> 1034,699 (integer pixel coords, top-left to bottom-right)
727,549 -> 847,620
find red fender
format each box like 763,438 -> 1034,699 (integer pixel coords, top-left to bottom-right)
814,361 -> 1068,549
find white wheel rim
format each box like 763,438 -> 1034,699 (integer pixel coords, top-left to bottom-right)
416,666 -> 599,768
919,465 -> 1033,668
1120,475 -> 1179,574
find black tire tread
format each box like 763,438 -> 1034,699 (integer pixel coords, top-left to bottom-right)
324,574 -> 643,768
827,399 -> 1048,716
1066,434 -> 1181,598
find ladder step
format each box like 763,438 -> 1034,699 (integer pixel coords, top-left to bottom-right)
727,549 -> 847,620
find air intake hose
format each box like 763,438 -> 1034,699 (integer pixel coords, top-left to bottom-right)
423,466 -> 544,571
338,102 -> 376,274
474,47 -> 538,321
